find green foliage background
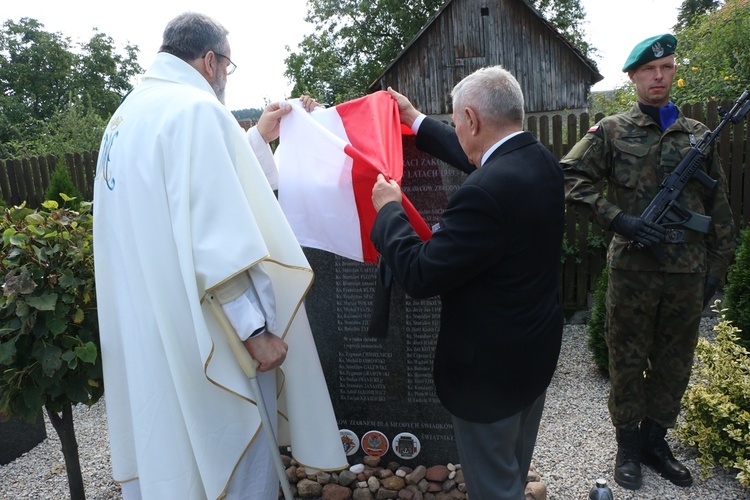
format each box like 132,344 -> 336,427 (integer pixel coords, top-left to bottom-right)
676,310 -> 750,487
0,199 -> 101,423
0,18 -> 140,159
671,0 -> 750,106
586,267 -> 610,377
724,228 -> 750,348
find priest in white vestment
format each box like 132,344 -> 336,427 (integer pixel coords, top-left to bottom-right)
93,12 -> 346,499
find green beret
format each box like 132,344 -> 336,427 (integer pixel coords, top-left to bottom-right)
622,34 -> 677,72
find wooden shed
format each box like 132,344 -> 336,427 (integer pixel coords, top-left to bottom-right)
368,0 -> 603,115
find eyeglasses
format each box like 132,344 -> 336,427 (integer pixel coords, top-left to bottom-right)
204,51 -> 237,75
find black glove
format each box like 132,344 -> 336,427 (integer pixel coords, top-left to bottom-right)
611,212 -> 666,248
702,276 -> 720,309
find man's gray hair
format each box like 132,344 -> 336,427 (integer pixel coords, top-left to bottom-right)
451,66 -> 525,127
159,12 -> 229,61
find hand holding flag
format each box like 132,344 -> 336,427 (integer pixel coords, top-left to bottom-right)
372,173 -> 403,212
275,90 -> 431,264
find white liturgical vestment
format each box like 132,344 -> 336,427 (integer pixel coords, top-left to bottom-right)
93,53 -> 346,499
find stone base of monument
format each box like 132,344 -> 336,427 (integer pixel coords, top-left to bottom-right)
0,412 -> 47,465
280,455 -> 548,500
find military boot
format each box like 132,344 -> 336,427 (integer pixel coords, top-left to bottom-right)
640,418 -> 693,487
614,427 -> 642,490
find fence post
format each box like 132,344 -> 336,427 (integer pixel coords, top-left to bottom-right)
83,151 -> 96,200
9,159 -> 25,206
41,155 -> 54,194
0,159 -> 12,204
29,156 -> 44,207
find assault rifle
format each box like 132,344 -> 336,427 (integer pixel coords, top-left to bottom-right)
633,90 -> 750,260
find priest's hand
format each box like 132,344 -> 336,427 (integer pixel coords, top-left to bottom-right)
257,101 -> 292,143
372,173 -> 403,212
387,86 -> 420,128
257,95 -> 320,143
243,332 -> 288,372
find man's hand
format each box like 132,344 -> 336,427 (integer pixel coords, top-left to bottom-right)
611,212 -> 666,248
372,173 -> 403,212
387,86 -> 420,128
298,95 -> 320,112
257,95 -> 320,143
243,332 -> 288,372
702,275 -> 720,309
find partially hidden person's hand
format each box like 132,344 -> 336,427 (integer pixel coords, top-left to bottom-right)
372,173 -> 403,212
243,331 -> 288,372
610,212 -> 666,248
256,101 -> 292,143
297,95 -> 320,112
386,86 -> 420,128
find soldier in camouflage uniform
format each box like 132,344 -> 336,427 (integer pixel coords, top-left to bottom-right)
560,34 -> 736,490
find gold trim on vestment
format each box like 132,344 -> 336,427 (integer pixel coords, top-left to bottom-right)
201,255 -> 318,497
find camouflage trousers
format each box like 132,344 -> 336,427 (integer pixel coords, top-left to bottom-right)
605,269 -> 704,430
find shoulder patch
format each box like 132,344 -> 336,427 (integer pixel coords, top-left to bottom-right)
587,125 -> 599,134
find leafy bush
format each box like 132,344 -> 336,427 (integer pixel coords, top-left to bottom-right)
0,198 -> 100,498
724,228 -> 750,348
676,306 -> 750,487
0,197 -> 100,418
586,267 -> 609,377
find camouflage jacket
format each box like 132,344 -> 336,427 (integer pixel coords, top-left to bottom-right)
561,104 -> 736,278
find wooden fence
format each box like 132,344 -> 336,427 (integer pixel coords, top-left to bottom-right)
1,100 -> 747,314
0,151 -> 97,208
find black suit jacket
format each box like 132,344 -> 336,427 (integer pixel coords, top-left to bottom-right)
371,117 -> 565,423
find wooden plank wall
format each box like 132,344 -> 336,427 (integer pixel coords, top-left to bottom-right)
372,0 -> 598,115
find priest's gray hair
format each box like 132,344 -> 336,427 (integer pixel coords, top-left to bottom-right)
451,65 -> 525,128
159,12 -> 230,61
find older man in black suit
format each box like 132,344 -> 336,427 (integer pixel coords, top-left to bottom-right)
371,66 -> 565,499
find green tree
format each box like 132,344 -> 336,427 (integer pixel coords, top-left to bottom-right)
676,0 -> 723,28
671,0 -> 748,105
232,107 -> 264,121
285,0 -> 445,105
0,18 -> 75,123
0,199 -> 100,499
44,166 -> 84,211
285,0 -> 591,105
531,0 -> 593,58
3,99 -> 107,159
0,18 -> 141,158
73,31 -> 141,120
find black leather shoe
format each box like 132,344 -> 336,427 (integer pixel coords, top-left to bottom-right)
640,418 -> 693,487
615,427 -> 642,490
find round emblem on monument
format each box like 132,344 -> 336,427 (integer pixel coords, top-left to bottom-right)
392,432 -> 421,460
361,430 -> 389,457
339,429 -> 360,456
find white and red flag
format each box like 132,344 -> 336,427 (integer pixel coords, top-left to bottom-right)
275,91 -> 431,264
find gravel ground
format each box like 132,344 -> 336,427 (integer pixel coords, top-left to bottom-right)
1,318 -> 748,499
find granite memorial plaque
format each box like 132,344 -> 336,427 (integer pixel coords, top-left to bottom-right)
303,133 -> 468,466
